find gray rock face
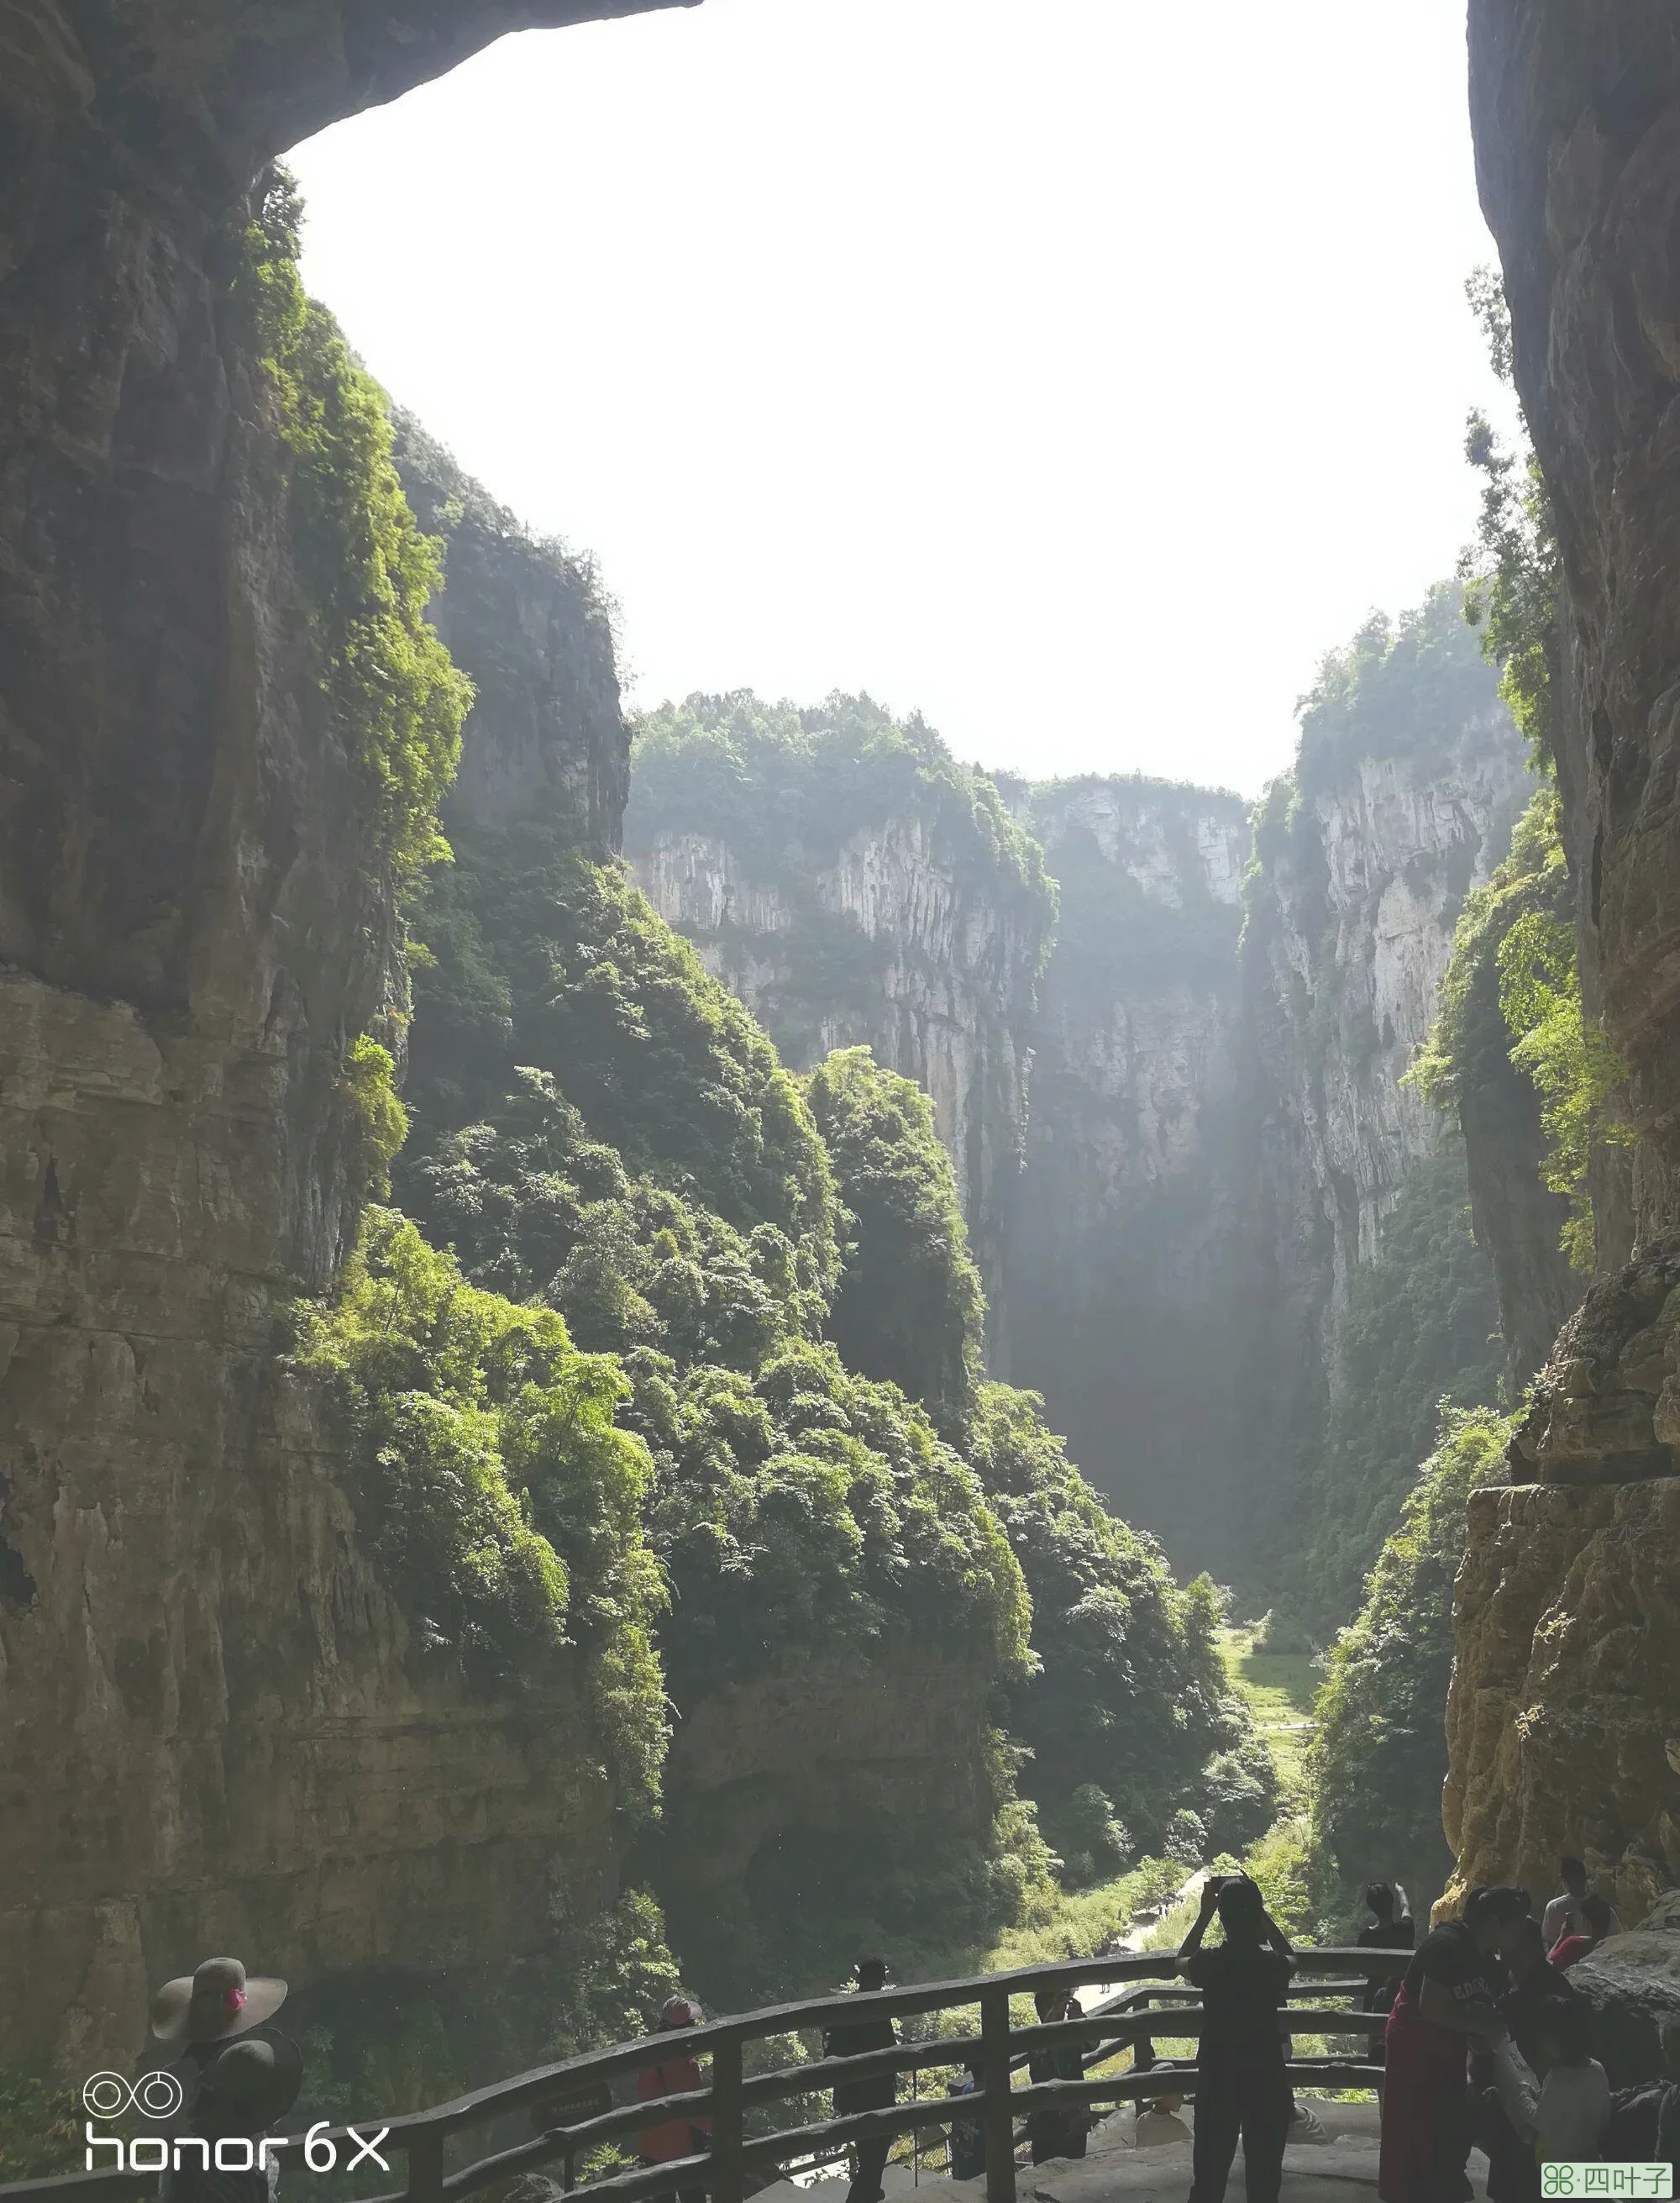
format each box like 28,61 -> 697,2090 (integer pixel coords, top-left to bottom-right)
1572,1892 -> 1680,2087
1002,686 -> 1527,1584
1446,2 -> 1680,1919
0,0 -> 684,2073
1445,1249 -> 1680,1912
1000,777 -> 1253,1569
627,805 -> 1049,1332
394,416 -> 629,856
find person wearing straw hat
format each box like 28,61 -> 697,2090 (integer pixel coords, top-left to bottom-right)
151,1959 -> 299,2203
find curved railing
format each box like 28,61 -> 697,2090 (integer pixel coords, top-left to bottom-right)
0,1948 -> 1387,2203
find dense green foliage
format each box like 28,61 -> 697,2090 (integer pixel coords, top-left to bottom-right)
629,1340 -> 1030,1688
1498,901 -> 1630,1267
1410,788 -> 1628,1269
400,854 -> 1031,1701
1310,1405 -> 1513,1922
395,833 -> 1265,1936
0,2072 -> 78,2180
297,1206 -> 666,1803
233,169 -> 471,881
807,1048 -> 985,1419
1293,582 -> 1507,796
1459,268 -> 1560,768
1293,1147 -> 1504,1634
962,1385 -> 1278,1874
631,690 -> 1049,902
407,833 -> 840,1284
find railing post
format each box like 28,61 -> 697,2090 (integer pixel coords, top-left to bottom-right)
405,2127 -> 445,2203
979,1988 -> 1015,2203
709,2033 -> 743,2203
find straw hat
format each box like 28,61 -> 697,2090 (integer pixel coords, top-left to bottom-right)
151,1957 -> 288,2044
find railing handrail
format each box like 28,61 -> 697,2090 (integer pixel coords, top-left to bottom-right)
0,1947 -> 1389,2203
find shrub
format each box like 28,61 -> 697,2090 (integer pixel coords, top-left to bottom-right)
297,1207 -> 666,1804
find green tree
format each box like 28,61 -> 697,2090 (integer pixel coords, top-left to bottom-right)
807,1046 -> 985,1419
1310,1405 -> 1513,1922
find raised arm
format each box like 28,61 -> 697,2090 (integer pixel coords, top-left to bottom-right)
1175,1879 -> 1221,1975
1259,1906 -> 1296,1965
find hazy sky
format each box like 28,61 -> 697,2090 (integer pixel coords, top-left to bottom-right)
291,0 -> 1504,796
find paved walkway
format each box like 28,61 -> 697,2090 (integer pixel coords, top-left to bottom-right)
767,2100 -> 1493,2203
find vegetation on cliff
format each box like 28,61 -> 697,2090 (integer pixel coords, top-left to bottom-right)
394,807 -> 1268,1969
624,691 -> 1054,1068
807,1047 -> 986,1421
1410,788 -> 1628,1270
963,1385 -> 1278,1875
232,168 -> 471,882
1421,272 -> 1630,1270
630,689 -> 1048,904
1293,581 -> 1507,797
1310,1404 -> 1513,1921
1293,1146 -> 1504,1634
806,1047 -> 1273,1870
298,1205 -> 668,1801
1459,267 -> 1559,770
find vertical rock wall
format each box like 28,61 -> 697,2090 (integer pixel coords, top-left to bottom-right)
998,777 -> 1254,1571
1446,3 -> 1680,1911
627,800 -> 1049,1334
1235,695 -> 1530,1590
0,0 -> 681,2070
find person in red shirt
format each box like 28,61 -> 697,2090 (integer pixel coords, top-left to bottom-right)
638,1995 -> 711,2203
1548,1895 -> 1614,1974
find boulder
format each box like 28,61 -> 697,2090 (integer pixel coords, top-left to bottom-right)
1572,1892 -> 1680,2086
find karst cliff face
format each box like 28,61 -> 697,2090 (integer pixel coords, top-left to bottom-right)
1234,642 -> 1530,1599
997,777 -> 1253,1571
1445,3 -> 1680,1911
998,613 -> 1527,1596
0,0 -> 685,2072
625,716 -> 1051,1331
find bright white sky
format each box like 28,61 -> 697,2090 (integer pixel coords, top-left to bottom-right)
291,0 -> 1504,796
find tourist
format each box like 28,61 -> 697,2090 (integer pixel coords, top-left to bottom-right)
1542,1859 -> 1622,1953
1479,1917 -> 1582,2203
636,1995 -> 711,2203
1177,1872 -> 1294,2203
944,2060 -> 985,2181
1378,1884 -> 1529,2203
1357,1881 -> 1416,2019
1548,1895 -> 1616,1972
823,1958 -> 898,2203
1492,1996 -> 1609,2164
1026,1987 -> 1088,2164
165,2036 -> 304,2203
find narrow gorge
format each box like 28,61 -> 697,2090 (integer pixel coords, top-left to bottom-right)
4,0 -> 1680,2158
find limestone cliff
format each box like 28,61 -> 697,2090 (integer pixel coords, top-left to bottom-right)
996,776 -> 1254,1575
1000,597 -> 1526,1606
1444,2 -> 1680,1913
393,416 -> 629,858
1445,1247 -> 1680,1913
623,694 -> 1053,1330
0,0 -> 685,2074
1234,593 -> 1530,1608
